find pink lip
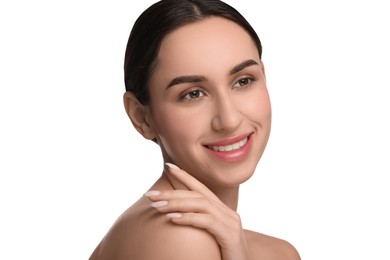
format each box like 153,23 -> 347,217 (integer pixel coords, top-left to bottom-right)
204,133 -> 253,162
205,133 -> 251,146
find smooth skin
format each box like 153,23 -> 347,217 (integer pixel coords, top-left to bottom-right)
90,17 -> 300,260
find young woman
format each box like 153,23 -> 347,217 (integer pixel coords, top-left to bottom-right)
90,0 -> 300,259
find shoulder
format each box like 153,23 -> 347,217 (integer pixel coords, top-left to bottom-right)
245,230 -> 301,260
89,199 -> 144,260
90,197 -> 221,260
146,219 -> 222,260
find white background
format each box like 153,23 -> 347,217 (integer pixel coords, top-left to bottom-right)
1,0 -> 389,259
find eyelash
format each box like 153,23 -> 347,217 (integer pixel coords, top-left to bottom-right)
179,76 -> 256,102
180,88 -> 207,102
233,76 -> 256,89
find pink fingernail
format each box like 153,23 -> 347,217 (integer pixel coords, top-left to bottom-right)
167,213 -> 182,219
144,190 -> 161,197
165,163 -> 180,170
150,201 -> 168,208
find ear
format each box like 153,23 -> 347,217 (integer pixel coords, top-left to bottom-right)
123,92 -> 156,140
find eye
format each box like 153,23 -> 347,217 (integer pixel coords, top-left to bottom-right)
181,89 -> 205,100
233,76 -> 255,88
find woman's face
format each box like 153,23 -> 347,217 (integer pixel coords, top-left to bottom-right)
146,17 -> 271,189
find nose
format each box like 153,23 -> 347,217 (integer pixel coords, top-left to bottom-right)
211,94 -> 243,132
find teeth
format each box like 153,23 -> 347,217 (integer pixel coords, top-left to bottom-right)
208,137 -> 248,152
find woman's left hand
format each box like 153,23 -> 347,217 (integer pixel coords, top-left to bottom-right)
144,163 -> 250,260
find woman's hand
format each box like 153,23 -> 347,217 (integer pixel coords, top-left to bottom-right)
144,163 -> 250,260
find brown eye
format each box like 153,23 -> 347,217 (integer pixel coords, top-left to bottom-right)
239,78 -> 250,86
182,89 -> 205,100
233,77 -> 255,88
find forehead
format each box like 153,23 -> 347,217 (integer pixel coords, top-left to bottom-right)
151,17 -> 259,80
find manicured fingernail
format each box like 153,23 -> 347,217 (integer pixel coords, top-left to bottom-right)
167,213 -> 182,219
165,162 -> 180,170
150,201 -> 168,208
144,190 -> 161,197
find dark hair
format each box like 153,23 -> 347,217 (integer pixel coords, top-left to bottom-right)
124,0 -> 262,105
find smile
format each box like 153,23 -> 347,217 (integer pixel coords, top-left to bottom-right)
207,137 -> 248,152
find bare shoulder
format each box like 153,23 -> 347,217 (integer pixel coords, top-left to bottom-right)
90,196 -> 221,260
145,218 -> 222,260
89,198 -> 146,260
245,229 -> 301,260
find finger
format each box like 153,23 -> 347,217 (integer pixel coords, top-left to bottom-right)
144,189 -> 202,202
150,196 -> 215,214
167,212 -> 219,233
165,163 -> 220,201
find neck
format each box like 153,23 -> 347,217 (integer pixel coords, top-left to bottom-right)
161,172 -> 240,211
212,186 -> 240,211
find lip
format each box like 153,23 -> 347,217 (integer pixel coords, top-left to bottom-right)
204,133 -> 251,146
203,133 -> 253,162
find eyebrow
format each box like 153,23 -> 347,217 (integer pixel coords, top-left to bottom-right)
230,59 -> 259,75
165,59 -> 259,89
166,75 -> 206,89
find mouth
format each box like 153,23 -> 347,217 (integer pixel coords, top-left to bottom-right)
203,134 -> 252,162
206,137 -> 248,152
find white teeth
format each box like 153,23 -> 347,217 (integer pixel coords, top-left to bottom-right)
208,137 -> 248,152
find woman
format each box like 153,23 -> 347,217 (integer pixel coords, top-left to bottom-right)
90,0 -> 300,259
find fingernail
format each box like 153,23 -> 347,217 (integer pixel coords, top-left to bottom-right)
167,213 -> 182,219
144,190 -> 161,197
165,162 -> 180,170
150,201 -> 168,208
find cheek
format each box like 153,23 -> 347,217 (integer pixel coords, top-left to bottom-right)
243,88 -> 272,123
150,105 -> 205,150
260,94 -> 272,121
